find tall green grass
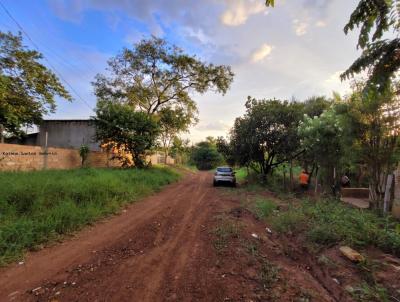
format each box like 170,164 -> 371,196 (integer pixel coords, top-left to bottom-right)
0,167 -> 180,265
271,199 -> 400,256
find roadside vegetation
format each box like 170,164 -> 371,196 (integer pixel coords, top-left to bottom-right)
215,182 -> 400,301
0,167 -> 180,265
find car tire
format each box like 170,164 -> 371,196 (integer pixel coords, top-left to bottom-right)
213,180 -> 217,187
232,182 -> 236,187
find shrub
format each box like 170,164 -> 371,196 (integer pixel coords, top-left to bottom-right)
271,209 -> 307,234
254,198 -> 277,220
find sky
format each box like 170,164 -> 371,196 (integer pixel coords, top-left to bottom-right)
0,0 -> 361,142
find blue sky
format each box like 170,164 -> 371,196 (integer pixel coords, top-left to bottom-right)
0,0 -> 360,142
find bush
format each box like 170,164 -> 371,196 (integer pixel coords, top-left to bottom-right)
271,199 -> 400,256
191,141 -> 223,170
254,198 -> 277,220
271,209 -> 307,234
0,167 -> 180,265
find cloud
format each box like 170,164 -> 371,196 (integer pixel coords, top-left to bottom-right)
251,43 -> 273,63
293,19 -> 309,36
195,120 -> 231,132
315,20 -> 327,27
323,70 -> 351,95
220,0 -> 266,26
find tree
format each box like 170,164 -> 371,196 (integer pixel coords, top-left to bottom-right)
337,82 -> 400,209
170,137 -> 191,164
158,106 -> 196,163
79,144 -> 90,167
231,97 -> 303,177
265,0 -> 399,90
191,140 -> 223,170
341,0 -> 400,90
302,96 -> 331,118
298,106 -> 345,188
216,136 -> 236,166
93,37 -> 234,115
0,31 -> 71,142
94,100 -> 159,168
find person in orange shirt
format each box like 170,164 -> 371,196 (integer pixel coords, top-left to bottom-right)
299,170 -> 309,192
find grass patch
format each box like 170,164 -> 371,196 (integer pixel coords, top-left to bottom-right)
213,214 -> 242,252
271,208 -> 307,234
349,282 -> 389,302
260,259 -> 279,289
0,167 -> 180,265
254,198 -> 277,220
234,167 -> 248,183
270,199 -> 400,256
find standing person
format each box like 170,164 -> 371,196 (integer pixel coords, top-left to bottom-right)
341,173 -> 351,188
299,170 -> 309,192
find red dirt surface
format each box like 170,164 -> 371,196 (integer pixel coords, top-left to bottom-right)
1,171 -> 398,301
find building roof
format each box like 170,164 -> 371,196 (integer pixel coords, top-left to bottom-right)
42,119 -> 92,122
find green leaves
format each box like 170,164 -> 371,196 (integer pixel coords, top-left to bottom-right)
191,140 -> 223,170
265,0 -> 275,7
231,97 -> 303,176
93,36 -> 234,115
94,101 -> 159,168
343,0 -> 400,91
0,31 -> 71,138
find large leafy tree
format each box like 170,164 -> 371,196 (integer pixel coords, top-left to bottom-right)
94,100 -> 159,168
191,140 -> 223,170
0,31 -> 71,142
337,82 -> 400,208
93,37 -> 234,115
231,97 -> 303,177
298,106 -> 345,187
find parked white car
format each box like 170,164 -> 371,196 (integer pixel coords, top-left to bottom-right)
213,167 -> 236,187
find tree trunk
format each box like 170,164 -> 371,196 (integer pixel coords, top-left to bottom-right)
289,160 -> 293,191
314,166 -> 319,195
164,149 -> 168,165
383,174 -> 394,213
0,124 -> 4,144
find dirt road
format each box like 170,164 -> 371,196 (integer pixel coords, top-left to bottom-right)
0,172 -> 345,302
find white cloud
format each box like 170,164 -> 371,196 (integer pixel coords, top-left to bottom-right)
251,43 -> 273,63
221,0 -> 266,26
293,19 -> 309,36
315,20 -> 327,27
323,70 -> 350,95
195,120 -> 231,132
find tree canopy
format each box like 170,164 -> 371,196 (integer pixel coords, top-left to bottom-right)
94,100 -> 159,168
230,97 -> 303,176
158,106 -> 195,162
93,37 -> 234,115
191,140 -> 223,170
0,31 -> 71,140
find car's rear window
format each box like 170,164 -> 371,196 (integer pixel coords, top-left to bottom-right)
217,167 -> 232,172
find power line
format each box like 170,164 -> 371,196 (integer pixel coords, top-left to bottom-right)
0,1 -> 94,112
